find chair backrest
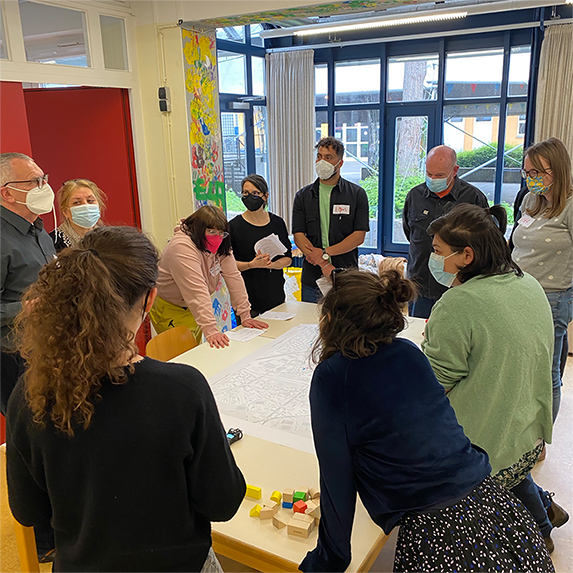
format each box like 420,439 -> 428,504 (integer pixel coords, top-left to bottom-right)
145,326 -> 198,361
0,444 -> 40,573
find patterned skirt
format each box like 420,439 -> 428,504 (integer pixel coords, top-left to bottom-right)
394,477 -> 554,573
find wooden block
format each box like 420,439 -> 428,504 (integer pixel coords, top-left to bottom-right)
308,487 -> 320,500
293,490 -> 307,503
260,500 -> 278,519
249,504 -> 261,518
308,504 -> 321,520
287,517 -> 314,539
270,490 -> 282,504
292,512 -> 314,524
293,500 -> 307,514
283,488 -> 294,503
282,501 -> 293,509
305,500 -> 318,514
273,513 -> 289,530
245,485 -> 262,500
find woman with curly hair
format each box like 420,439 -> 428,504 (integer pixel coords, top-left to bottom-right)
300,268 -> 553,573
6,226 -> 245,572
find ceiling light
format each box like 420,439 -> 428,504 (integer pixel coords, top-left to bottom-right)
293,11 -> 468,37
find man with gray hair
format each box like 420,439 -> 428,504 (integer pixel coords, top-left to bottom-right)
402,145 -> 488,318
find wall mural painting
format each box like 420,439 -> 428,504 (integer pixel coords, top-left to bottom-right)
182,29 -> 226,211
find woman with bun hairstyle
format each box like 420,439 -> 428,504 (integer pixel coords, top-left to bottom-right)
6,226 -> 245,572
150,205 -> 268,349
229,174 -> 292,316
423,203 -> 567,553
300,268 -> 552,573
512,137 -> 573,422
50,179 -> 106,251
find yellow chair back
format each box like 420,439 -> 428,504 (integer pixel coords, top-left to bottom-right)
145,325 -> 199,362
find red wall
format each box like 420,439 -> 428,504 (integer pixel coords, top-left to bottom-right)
0,81 -> 33,155
24,87 -> 141,232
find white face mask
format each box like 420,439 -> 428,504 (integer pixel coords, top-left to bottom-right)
9,182 -> 55,215
315,159 -> 340,181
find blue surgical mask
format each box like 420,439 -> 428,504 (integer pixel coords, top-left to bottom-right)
428,252 -> 458,288
70,204 -> 100,229
526,176 -> 552,196
426,174 -> 449,194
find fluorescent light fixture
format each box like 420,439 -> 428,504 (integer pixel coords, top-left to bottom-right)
293,11 -> 468,37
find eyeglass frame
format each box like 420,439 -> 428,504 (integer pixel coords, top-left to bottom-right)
2,175 -> 49,189
520,168 -> 551,179
331,267 -> 346,291
241,189 -> 266,198
205,228 -> 229,238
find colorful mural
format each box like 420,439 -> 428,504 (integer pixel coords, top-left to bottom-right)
196,0 -> 426,28
182,29 -> 226,210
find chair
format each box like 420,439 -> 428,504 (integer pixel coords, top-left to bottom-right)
0,444 -> 40,573
145,326 -> 198,361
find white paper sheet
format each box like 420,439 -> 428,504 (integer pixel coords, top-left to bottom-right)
258,310 -> 297,321
316,276 -> 333,297
226,327 -> 266,342
254,233 -> 287,259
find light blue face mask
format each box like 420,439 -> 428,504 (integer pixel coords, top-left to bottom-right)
428,252 -> 458,288
425,170 -> 453,194
70,204 -> 100,229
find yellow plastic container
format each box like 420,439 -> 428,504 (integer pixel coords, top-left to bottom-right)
284,267 -> 302,301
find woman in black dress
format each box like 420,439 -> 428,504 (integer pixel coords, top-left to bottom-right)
229,174 -> 292,316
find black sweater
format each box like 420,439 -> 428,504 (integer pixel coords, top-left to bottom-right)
6,358 -> 246,572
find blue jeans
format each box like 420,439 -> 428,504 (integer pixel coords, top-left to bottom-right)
408,295 -> 437,319
301,284 -> 322,304
545,287 -> 573,421
510,474 -> 552,538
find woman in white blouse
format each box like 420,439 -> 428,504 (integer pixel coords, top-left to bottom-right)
512,137 -> 573,422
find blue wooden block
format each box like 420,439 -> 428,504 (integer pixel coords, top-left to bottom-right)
282,501 -> 293,509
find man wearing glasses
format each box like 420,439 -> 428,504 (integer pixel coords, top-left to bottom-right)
1,152 -> 56,414
402,145 -> 488,318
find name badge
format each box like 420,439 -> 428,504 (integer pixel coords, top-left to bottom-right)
210,260 -> 221,276
333,204 -> 350,215
518,214 -> 535,228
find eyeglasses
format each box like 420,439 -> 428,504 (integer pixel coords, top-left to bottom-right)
3,175 -> 49,189
241,190 -> 265,198
205,229 -> 229,238
521,168 -> 551,179
331,267 -> 346,291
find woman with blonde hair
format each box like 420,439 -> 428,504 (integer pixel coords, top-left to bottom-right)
50,178 -> 106,251
512,137 -> 573,421
6,226 -> 245,572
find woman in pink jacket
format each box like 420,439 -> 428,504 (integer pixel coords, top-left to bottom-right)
150,205 -> 267,348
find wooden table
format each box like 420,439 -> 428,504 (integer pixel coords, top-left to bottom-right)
172,307 -> 426,572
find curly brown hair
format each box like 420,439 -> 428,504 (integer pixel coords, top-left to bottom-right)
313,269 -> 417,363
14,226 -> 159,437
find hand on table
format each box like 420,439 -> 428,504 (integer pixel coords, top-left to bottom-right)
242,318 -> 269,330
207,332 -> 230,348
250,251 -> 272,269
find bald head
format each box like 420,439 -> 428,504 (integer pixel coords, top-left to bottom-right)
425,145 -> 458,194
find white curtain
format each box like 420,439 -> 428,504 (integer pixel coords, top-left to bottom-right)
535,23 -> 573,157
266,50 -> 315,230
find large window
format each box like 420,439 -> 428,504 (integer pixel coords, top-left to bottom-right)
315,32 -> 533,253
217,25 -> 268,218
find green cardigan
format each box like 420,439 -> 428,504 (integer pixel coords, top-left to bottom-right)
422,272 -> 553,475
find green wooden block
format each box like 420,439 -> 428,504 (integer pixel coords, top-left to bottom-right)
293,490 -> 307,503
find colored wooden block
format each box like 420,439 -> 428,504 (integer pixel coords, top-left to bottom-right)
245,485 -> 262,500
308,487 -> 320,500
293,490 -> 307,503
260,500 -> 278,519
273,513 -> 289,530
287,517 -> 314,539
282,501 -> 293,509
270,490 -> 282,504
249,504 -> 261,518
293,500 -> 307,514
283,488 -> 294,503
292,512 -> 314,524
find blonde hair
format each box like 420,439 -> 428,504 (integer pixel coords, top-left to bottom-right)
525,138 -> 573,218
57,179 -> 107,219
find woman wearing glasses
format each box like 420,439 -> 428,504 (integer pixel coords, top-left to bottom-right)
150,205 -> 267,348
512,137 -> 573,422
229,175 -> 292,316
50,179 -> 106,251
300,268 -> 553,573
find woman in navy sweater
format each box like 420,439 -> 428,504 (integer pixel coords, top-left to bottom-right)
300,269 -> 552,573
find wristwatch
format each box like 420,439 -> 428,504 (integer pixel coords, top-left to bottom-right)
322,249 -> 329,260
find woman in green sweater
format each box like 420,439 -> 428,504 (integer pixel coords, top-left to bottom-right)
421,203 -> 568,554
